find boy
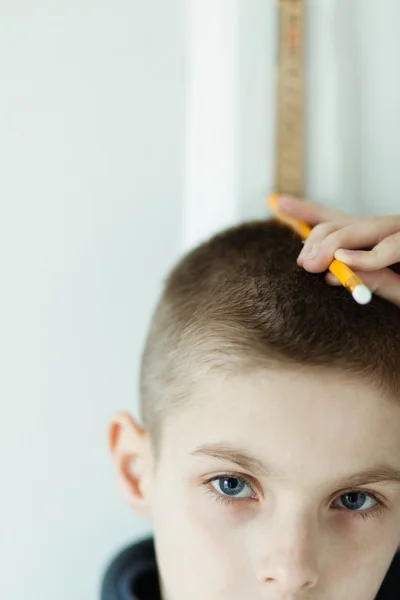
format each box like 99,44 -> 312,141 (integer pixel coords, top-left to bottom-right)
102,198 -> 400,600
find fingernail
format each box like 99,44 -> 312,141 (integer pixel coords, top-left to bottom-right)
304,244 -> 319,259
297,246 -> 306,261
298,240 -> 309,260
334,249 -> 354,261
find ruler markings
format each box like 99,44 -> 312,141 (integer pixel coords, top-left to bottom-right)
274,0 -> 305,197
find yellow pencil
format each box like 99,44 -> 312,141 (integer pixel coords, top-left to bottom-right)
266,193 -> 372,305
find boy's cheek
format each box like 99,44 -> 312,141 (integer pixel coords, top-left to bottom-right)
153,503 -> 241,600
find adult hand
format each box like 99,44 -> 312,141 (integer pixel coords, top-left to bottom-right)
277,195 -> 400,309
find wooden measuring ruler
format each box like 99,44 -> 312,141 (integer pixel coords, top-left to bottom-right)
274,0 -> 305,198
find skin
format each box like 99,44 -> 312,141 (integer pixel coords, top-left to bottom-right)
276,195 -> 400,308
109,366 -> 400,600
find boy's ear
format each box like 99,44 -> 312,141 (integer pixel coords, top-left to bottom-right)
107,411 -> 154,519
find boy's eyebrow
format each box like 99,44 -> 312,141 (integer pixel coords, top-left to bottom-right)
190,442 -> 400,488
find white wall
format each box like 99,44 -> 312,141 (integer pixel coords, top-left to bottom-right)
0,2 -> 184,599
185,0 -> 400,258
1,2 -> 399,600
234,0 -> 400,220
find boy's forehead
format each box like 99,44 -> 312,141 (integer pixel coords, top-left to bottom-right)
181,365 -> 398,422
190,364 -> 379,409
163,366 -> 400,477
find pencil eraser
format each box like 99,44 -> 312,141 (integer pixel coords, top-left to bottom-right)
352,285 -> 372,305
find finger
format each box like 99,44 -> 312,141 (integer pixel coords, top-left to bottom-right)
301,216 -> 400,274
277,195 -> 356,226
321,216 -> 400,254
297,222 -> 343,266
325,272 -> 341,286
334,232 -> 400,271
325,267 -> 400,309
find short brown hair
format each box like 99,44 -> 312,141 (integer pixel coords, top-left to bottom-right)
139,220 -> 400,459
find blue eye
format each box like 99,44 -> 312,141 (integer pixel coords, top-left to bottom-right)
335,492 -> 377,511
210,475 -> 254,499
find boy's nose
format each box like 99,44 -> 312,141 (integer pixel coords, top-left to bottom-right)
260,562 -> 318,596
256,523 -> 319,595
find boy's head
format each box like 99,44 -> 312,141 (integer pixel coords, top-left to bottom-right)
109,220 -> 400,600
